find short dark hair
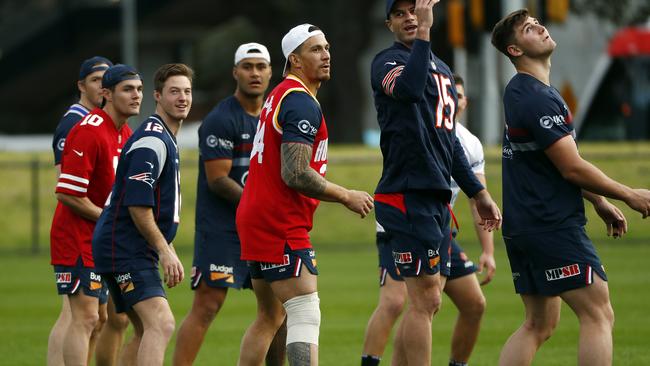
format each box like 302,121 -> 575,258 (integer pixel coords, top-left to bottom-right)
491,9 -> 529,63
452,73 -> 464,87
153,63 -> 194,92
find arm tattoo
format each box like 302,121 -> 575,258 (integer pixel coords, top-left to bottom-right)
208,176 -> 243,205
286,342 -> 312,366
281,143 -> 327,198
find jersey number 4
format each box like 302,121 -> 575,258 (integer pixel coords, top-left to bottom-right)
432,74 -> 456,131
250,121 -> 265,164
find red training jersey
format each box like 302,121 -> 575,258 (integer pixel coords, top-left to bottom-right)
237,75 -> 329,263
50,108 -> 132,267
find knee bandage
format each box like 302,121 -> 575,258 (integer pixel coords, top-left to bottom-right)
283,292 -> 321,345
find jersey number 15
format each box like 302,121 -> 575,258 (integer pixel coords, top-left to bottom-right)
432,74 -> 456,131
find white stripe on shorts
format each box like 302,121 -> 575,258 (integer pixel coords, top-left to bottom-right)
294,258 -> 302,277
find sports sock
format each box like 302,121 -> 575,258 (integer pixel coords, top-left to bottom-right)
361,354 -> 381,366
449,360 -> 468,366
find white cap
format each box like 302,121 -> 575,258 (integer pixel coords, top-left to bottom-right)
234,42 -> 271,65
281,24 -> 324,76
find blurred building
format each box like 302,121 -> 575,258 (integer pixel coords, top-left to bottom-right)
1,0 -> 648,146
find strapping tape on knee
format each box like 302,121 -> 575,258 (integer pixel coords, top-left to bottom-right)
283,292 -> 321,346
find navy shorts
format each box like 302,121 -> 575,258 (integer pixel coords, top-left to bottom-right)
504,226 -> 607,296
248,245 -> 318,282
102,269 -> 166,313
375,191 -> 450,277
377,230 -> 476,285
445,230 -> 478,280
191,230 -> 252,290
99,283 -> 109,305
54,256 -> 107,303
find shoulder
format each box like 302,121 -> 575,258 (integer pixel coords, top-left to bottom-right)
281,91 -> 320,113
456,124 -> 483,153
62,104 -> 89,119
372,46 -> 408,70
128,124 -> 168,156
202,97 -> 238,127
55,112 -> 83,134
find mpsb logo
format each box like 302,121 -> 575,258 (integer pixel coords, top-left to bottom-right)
56,272 -> 71,283
393,251 -> 413,264
261,255 -> 291,271
545,264 -> 580,281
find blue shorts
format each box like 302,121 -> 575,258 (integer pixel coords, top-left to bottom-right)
191,230 -> 252,290
446,230 -> 478,280
248,245 -> 318,282
102,269 -> 166,313
53,257 -> 107,303
377,230 -> 476,285
375,191 -> 450,277
504,226 -> 607,296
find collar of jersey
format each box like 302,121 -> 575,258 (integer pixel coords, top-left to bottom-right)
149,113 -> 178,147
285,74 -> 318,103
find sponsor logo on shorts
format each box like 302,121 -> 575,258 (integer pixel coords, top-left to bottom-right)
427,249 -> 439,258
429,257 -> 440,268
56,272 -> 72,283
545,264 -> 581,281
115,273 -> 134,293
393,251 -> 413,264
512,272 -> 520,281
90,272 -> 102,282
261,255 -> 291,271
209,264 -> 235,283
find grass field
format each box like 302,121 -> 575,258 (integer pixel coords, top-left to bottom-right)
0,144 -> 649,365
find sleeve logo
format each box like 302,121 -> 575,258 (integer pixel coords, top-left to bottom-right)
129,172 -> 155,187
206,135 -> 218,147
298,120 -> 317,136
57,138 -> 65,151
539,115 -> 565,129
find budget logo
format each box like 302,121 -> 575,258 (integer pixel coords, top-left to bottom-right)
393,251 -> 413,264
545,264 -> 581,281
428,256 -> 440,268
116,273 -> 134,293
56,272 -> 71,283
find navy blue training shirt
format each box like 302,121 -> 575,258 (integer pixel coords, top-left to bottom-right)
278,92 -> 323,145
371,40 -> 483,201
196,96 -> 257,234
52,103 -> 89,165
93,114 -> 181,273
502,73 -> 585,236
